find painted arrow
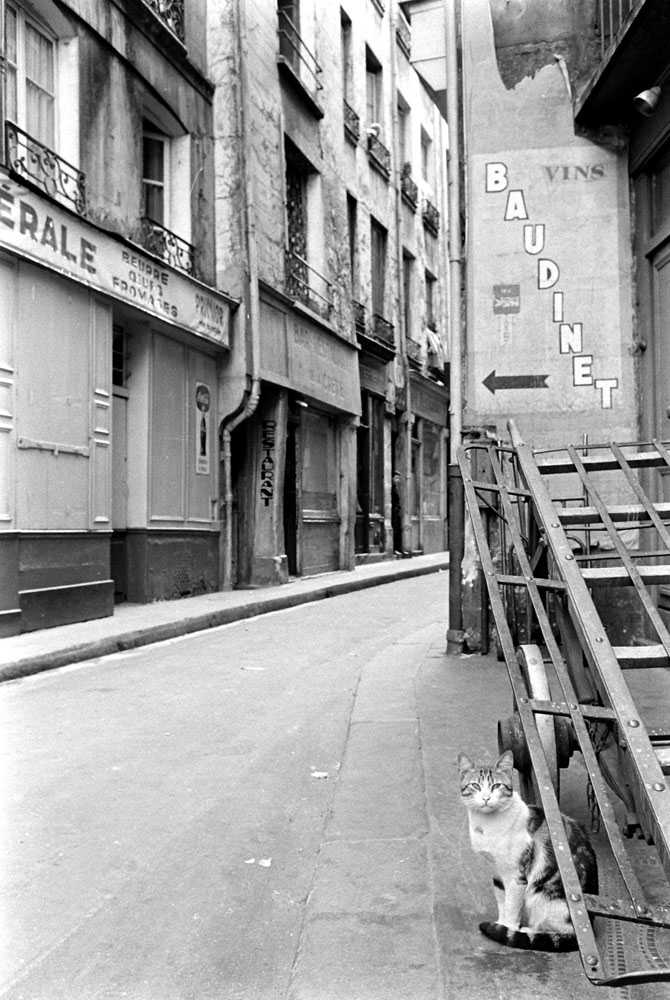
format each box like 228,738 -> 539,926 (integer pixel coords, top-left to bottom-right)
483,370 -> 549,395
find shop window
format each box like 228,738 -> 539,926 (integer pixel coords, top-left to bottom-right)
302,409 -> 337,511
422,422 -> 442,517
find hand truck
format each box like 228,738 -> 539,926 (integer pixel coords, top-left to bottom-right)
458,420 -> 670,988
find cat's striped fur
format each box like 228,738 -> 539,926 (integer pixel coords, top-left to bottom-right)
458,749 -> 598,952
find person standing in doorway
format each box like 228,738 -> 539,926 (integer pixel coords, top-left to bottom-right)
392,470 -> 403,555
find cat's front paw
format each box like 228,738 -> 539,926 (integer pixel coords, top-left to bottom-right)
479,921 -> 531,949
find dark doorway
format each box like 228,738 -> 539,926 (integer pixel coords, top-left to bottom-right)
283,414 -> 298,576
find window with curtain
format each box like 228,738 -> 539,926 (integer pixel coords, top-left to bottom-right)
6,3 -> 56,148
143,122 -> 168,225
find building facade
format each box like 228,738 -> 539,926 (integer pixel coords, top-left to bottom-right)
0,0 -> 238,634
210,0 -> 451,589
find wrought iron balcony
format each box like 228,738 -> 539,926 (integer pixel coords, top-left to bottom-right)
285,249 -> 334,319
367,132 -> 391,180
278,9 -> 323,106
5,121 -> 87,216
139,217 -> 198,276
352,299 -> 366,332
344,101 -> 361,144
400,167 -> 418,211
142,0 -> 185,42
422,198 -> 440,235
372,313 -> 395,347
594,0 -> 636,58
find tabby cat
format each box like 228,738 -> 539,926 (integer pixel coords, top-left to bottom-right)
457,749 -> 598,952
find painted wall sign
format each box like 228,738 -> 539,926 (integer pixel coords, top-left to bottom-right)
195,383 -> 211,475
0,179 -> 232,348
260,420 -> 276,507
469,149 -> 624,423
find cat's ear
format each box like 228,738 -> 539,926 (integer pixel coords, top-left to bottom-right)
457,752 -> 474,772
496,749 -> 514,772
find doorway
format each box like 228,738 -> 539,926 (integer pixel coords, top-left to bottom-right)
283,414 -> 298,576
111,326 -> 129,601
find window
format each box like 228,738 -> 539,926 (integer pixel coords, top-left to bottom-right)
112,326 -> 131,388
421,127 -> 434,190
347,192 -> 359,298
366,48 -> 383,129
370,218 -> 387,318
397,94 -> 410,167
143,122 -> 168,225
278,0 -> 300,71
284,139 -> 330,316
6,2 -> 56,148
341,10 -> 353,102
425,270 -> 437,330
403,250 -> 414,339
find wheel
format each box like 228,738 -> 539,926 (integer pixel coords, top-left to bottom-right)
515,644 -> 560,804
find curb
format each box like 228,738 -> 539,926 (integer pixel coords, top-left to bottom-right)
0,559 -> 448,683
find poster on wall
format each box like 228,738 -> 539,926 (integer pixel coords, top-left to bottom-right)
195,383 -> 211,475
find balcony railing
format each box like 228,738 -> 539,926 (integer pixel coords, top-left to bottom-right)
595,0 -> 637,57
422,198 -> 440,235
278,10 -> 323,103
367,132 -> 391,180
372,313 -> 395,347
344,101 -> 361,144
400,166 -> 418,210
5,121 -> 87,216
406,339 -> 422,367
352,299 -> 366,332
285,249 -> 334,319
139,217 -> 198,276
142,0 -> 185,42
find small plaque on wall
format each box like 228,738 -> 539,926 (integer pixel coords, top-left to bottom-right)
195,382 -> 211,475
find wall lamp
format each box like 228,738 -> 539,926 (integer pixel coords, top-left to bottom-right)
633,86 -> 661,117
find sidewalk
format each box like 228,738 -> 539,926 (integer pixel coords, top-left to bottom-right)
0,552 -> 449,683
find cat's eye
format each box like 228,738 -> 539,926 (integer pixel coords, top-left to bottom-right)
470,782 -> 481,791
491,782 -> 502,790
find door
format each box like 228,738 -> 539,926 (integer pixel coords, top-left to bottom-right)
111,391 -> 128,601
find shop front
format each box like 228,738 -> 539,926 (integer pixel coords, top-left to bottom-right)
231,288 -> 360,588
0,177 -> 236,634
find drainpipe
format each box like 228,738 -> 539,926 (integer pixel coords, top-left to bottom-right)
219,0 -> 261,589
390,7 -> 411,553
444,0 -> 466,653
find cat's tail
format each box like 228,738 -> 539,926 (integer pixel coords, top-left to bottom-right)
479,921 -> 578,953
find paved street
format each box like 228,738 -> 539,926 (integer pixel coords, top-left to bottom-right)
1,574 -> 666,999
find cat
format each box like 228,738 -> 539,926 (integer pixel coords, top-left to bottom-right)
457,749 -> 598,952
